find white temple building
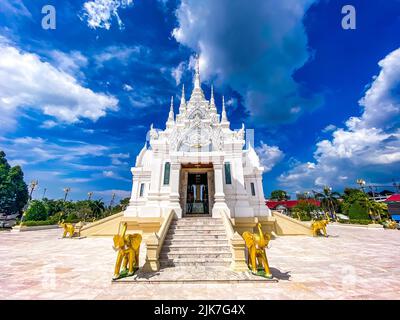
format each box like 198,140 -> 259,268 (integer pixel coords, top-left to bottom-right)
125,59 -> 270,219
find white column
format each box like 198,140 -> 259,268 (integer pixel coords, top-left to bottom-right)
168,162 -> 182,218
232,157 -> 254,217
212,163 -> 229,217
255,173 -> 270,216
140,157 -> 162,217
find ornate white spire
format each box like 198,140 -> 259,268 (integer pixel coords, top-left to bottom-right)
220,96 -> 230,128
167,96 -> 175,127
189,54 -> 205,103
209,85 -> 217,113
194,55 -> 201,89
179,84 -> 186,113
221,96 -> 227,121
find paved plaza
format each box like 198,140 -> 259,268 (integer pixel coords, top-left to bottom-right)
0,224 -> 399,300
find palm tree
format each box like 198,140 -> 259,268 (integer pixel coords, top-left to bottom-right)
369,201 -> 388,222
89,199 -> 105,220
314,186 -> 341,220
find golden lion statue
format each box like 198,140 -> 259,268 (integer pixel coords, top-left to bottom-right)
311,219 -> 329,237
112,222 -> 142,280
242,223 -> 272,278
59,220 -> 75,238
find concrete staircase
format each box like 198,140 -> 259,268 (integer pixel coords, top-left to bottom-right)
160,217 -> 232,268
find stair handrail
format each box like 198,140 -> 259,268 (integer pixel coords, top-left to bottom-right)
156,209 -> 175,256
142,209 -> 175,272
220,208 -> 248,272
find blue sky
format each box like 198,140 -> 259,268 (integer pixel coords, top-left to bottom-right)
0,0 -> 399,202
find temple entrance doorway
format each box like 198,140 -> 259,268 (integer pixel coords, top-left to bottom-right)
180,164 -> 214,217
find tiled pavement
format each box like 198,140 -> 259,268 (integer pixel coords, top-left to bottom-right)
0,225 -> 399,299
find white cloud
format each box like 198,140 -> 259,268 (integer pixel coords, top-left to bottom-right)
172,0 -> 320,124
102,170 -> 115,177
322,124 -> 337,133
171,61 -> 186,85
255,142 -> 284,172
0,42 -> 118,129
40,120 -> 58,129
94,45 -> 144,66
48,50 -> 88,77
0,0 -> 31,18
279,48 -> 400,191
123,84 -> 133,91
110,153 -> 130,165
0,136 -> 109,164
81,0 -> 134,30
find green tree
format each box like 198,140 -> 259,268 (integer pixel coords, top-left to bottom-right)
24,200 -> 48,221
43,198 -> 66,216
291,200 -> 319,221
0,151 -> 28,215
270,190 -> 290,200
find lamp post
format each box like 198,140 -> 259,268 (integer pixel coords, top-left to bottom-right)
357,179 -> 366,193
392,180 -> 399,193
29,180 -> 39,201
109,192 -> 116,215
42,188 -> 47,200
63,187 -> 71,202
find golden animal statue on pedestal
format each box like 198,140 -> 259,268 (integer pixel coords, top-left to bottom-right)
385,220 -> 398,229
112,222 -> 142,280
242,223 -> 272,278
59,220 -> 75,238
311,219 -> 329,237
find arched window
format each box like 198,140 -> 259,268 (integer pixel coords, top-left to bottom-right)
163,162 -> 171,185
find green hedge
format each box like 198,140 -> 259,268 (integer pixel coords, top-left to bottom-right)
339,219 -> 372,225
21,218 -> 81,227
21,220 -> 57,227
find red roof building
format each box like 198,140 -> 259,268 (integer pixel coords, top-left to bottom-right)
385,194 -> 400,220
385,194 -> 400,202
266,199 -> 321,210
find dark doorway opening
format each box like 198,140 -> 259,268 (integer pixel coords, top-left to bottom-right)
186,173 -> 209,214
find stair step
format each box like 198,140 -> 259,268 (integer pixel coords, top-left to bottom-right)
160,258 -> 231,267
169,226 -> 225,232
162,244 -> 230,249
164,235 -> 228,240
162,247 -> 231,254
171,221 -> 224,226
163,239 -> 228,245
160,252 -> 232,259
168,229 -> 226,235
